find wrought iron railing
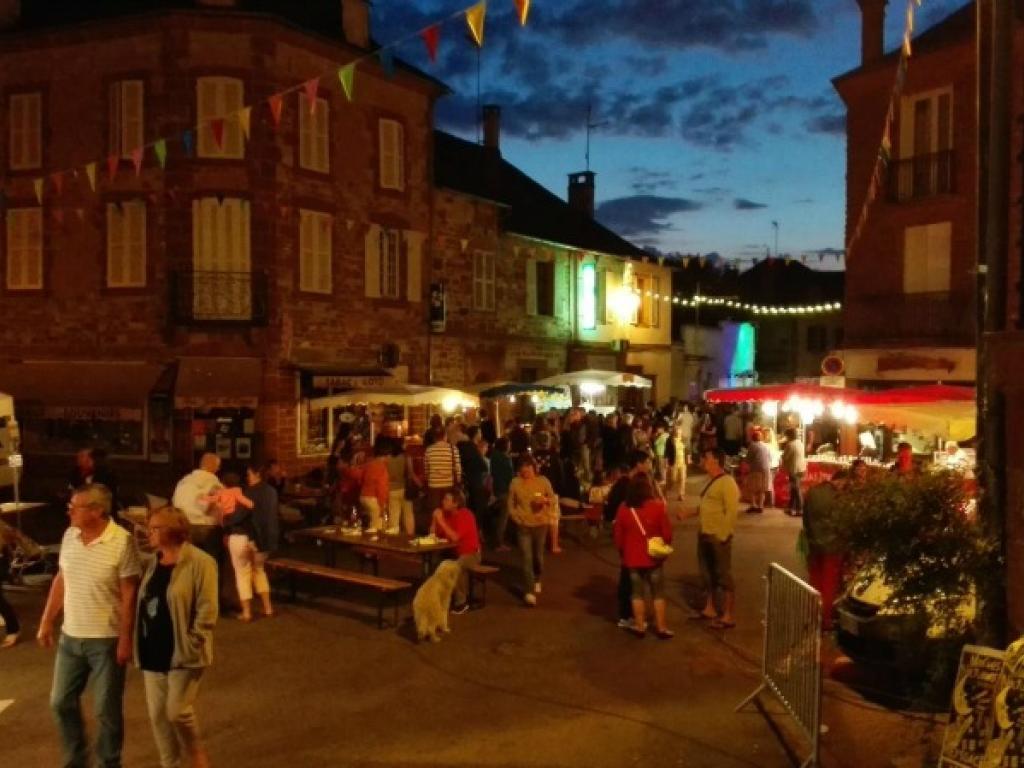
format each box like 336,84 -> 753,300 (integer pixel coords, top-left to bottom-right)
170,269 -> 268,326
887,150 -> 955,202
845,291 -> 973,346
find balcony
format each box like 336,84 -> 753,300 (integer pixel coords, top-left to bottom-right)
845,292 -> 974,347
887,150 -> 955,202
170,269 -> 269,326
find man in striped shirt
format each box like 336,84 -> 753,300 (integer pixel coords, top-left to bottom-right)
37,484 -> 141,768
423,429 -> 463,515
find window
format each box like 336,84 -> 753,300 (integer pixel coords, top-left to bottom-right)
191,197 -> 252,319
902,221 -> 951,294
9,92 -> 41,170
299,209 -> 332,294
196,77 -> 244,158
378,229 -> 401,298
298,94 -> 330,173
579,262 -> 597,329
473,251 -> 496,311
378,118 -> 404,190
106,201 -> 146,288
634,274 -> 660,327
5,207 -> 42,290
109,80 -> 144,159
363,226 -> 422,302
596,268 -> 608,325
806,325 -> 828,354
895,88 -> 953,200
525,258 -> 555,317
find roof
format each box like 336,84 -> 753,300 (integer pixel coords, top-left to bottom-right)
736,259 -> 844,304
434,130 -> 648,259
835,1 -> 1024,84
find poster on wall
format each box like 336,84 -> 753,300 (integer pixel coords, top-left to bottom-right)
940,644 -> 1005,767
235,437 -> 252,460
981,638 -> 1024,767
215,436 -> 232,460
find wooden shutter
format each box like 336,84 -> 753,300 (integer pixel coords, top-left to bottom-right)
379,119 -> 403,190
299,210 -> 314,291
126,201 -> 146,286
197,79 -> 218,157
122,81 -> 144,157
107,204 -> 125,286
473,252 -> 484,309
108,83 -> 122,156
315,99 -> 329,172
651,277 -> 661,327
537,261 -> 555,316
10,94 -> 40,170
364,223 -> 381,298
596,269 -> 607,324
222,79 -> 244,158
926,222 -> 951,292
316,214 -> 332,294
6,208 -> 42,289
298,95 -> 313,170
525,258 -> 537,315
300,211 -> 332,295
405,230 -> 423,302
197,78 -> 243,158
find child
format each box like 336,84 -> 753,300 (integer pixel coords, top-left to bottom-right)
586,468 -> 615,536
666,427 -> 688,501
205,472 -> 252,523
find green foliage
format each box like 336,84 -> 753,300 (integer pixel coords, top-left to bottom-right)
831,470 -> 1000,630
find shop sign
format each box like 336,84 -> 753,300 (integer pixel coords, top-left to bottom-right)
43,406 -> 143,422
312,375 -> 393,390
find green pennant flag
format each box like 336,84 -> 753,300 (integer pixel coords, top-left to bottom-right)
154,139 -> 168,169
338,63 -> 355,101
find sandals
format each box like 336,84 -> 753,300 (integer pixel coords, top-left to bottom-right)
711,618 -> 736,629
629,625 -> 647,638
654,628 -> 675,640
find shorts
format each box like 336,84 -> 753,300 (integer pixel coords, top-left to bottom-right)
748,470 -> 770,495
697,533 -> 734,592
628,566 -> 665,600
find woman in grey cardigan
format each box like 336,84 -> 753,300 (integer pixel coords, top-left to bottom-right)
135,506 -> 218,768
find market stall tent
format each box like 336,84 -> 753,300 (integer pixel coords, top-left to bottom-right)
537,369 -> 653,389
309,385 -> 479,410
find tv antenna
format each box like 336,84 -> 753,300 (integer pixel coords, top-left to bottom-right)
585,103 -> 607,171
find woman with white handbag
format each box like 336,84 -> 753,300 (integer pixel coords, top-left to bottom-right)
613,475 -> 674,639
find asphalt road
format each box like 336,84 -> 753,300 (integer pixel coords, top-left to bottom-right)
1,475 -> 942,767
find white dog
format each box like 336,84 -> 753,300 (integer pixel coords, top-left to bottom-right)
413,560 -> 462,643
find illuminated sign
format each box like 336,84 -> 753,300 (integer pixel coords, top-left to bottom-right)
580,263 -> 596,330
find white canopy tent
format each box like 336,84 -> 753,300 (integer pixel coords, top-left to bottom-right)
536,369 -> 653,389
0,391 -> 14,487
309,385 -> 479,411
856,401 -> 976,442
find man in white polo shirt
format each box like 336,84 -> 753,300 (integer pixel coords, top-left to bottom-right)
37,484 -> 141,768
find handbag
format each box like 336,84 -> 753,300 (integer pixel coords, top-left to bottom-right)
629,506 -> 674,560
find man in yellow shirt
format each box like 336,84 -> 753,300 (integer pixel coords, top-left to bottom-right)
679,448 -> 739,628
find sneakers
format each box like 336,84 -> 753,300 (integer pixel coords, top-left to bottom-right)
451,603 -> 470,615
524,593 -> 537,606
616,618 -> 634,630
1,633 -> 18,649
534,582 -> 542,594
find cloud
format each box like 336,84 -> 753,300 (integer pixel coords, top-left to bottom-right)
734,198 -> 768,210
628,167 -> 677,194
806,113 -> 845,135
595,195 -> 702,238
793,197 -> 815,204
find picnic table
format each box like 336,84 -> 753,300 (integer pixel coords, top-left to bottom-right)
291,526 -> 456,578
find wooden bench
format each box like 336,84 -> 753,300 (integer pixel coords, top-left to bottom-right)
466,563 -> 500,608
266,557 -> 412,629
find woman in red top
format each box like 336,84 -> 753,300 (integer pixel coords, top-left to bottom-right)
613,475 -> 674,639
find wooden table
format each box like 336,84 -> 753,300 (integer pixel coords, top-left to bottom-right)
291,526 -> 456,578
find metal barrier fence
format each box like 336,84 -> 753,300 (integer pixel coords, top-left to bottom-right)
736,562 -> 823,768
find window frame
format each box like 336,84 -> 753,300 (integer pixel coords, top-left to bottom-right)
378,117 -> 406,191
298,93 -> 330,174
109,79 -> 145,160
196,76 -> 245,160
634,274 -> 660,328
472,250 -> 496,311
298,208 -> 334,295
105,200 -> 147,289
535,260 -> 555,317
8,91 -> 42,171
379,227 -> 402,299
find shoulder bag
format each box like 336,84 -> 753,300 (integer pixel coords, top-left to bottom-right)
629,506 -> 674,560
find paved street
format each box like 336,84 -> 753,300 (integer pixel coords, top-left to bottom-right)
1,476 -> 942,768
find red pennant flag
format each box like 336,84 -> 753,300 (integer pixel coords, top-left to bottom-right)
53,209 -> 65,226
303,78 -> 319,113
51,172 -> 63,197
421,25 -> 441,62
268,94 -> 284,128
131,147 -> 144,176
107,155 -> 119,181
75,208 -> 85,223
210,118 -> 225,149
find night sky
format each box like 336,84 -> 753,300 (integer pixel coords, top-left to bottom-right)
375,0 -> 971,267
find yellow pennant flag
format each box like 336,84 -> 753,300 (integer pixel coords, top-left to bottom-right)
338,63 -> 355,101
239,106 -> 252,140
514,0 -> 530,26
902,32 -> 912,57
33,178 -> 43,204
466,2 -> 486,47
85,162 -> 97,192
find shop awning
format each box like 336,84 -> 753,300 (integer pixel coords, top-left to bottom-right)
536,369 -> 652,389
468,381 -> 567,399
705,383 -> 857,404
0,361 -> 165,414
857,402 -> 976,441
309,385 -> 478,410
855,384 -> 976,404
175,358 -> 262,409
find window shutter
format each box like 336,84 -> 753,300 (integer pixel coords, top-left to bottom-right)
927,222 -> 951,292
394,122 -> 405,190
122,81 -> 144,157
651,278 -> 661,328
223,79 -> 244,158
316,99 -> 330,172
7,209 -> 43,290
6,210 -> 22,288
298,95 -> 313,170
902,226 -> 928,294
405,230 -> 423,303
9,95 -> 24,169
526,258 -> 538,315
24,95 -> 40,169
107,204 -> 125,286
127,201 -> 146,286
364,223 -> 381,298
317,214 -> 332,294
379,119 -> 404,190
108,83 -> 122,156
472,252 -> 483,309
596,269 -> 607,324
299,209 -> 314,292
197,79 -> 218,157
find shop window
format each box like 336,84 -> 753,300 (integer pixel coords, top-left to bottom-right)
196,76 -> 244,159
9,92 -> 41,170
300,403 -> 331,456
299,93 -> 330,173
21,407 -> 145,457
109,80 -> 144,159
106,201 -> 147,288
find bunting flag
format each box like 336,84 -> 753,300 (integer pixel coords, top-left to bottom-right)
421,25 -> 441,62
182,130 -> 194,157
514,0 -> 530,26
53,209 -> 64,226
75,208 -> 85,223
210,118 -> 225,150
33,178 -> 43,204
338,64 -> 355,101
379,49 -> 395,78
107,155 -> 119,182
239,107 -> 252,140
50,172 -> 63,197
130,147 -> 144,176
465,2 -> 486,47
154,140 -> 168,169
268,94 -> 284,128
85,162 -> 97,192
303,78 -> 319,112
682,257 -> 690,268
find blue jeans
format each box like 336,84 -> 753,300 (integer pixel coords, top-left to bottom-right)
516,524 -> 547,595
51,634 -> 126,768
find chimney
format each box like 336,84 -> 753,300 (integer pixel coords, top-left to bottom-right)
568,171 -> 595,218
342,0 -> 370,49
855,0 -> 887,65
0,0 -> 20,28
482,104 -> 501,153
